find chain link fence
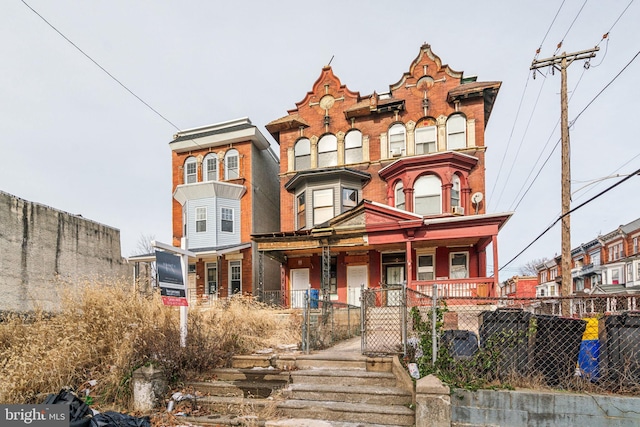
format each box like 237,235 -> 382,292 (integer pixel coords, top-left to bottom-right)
301,291 -> 360,353
361,285 -> 640,394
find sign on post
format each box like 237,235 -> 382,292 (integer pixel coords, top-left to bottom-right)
156,250 -> 188,307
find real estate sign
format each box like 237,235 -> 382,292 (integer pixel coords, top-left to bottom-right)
156,250 -> 188,306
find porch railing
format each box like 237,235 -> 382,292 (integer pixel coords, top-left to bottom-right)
410,278 -> 495,298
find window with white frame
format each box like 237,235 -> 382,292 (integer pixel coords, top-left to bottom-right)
344,130 -> 363,164
550,267 -> 558,281
294,138 -> 311,170
388,123 -> 406,157
318,134 -> 338,167
414,175 -> 441,215
415,125 -> 437,155
611,268 -> 621,285
591,251 -> 601,266
634,237 -> 639,255
195,207 -> 206,232
575,278 -> 584,292
225,149 -> 239,180
296,192 -> 306,229
313,188 -> 334,225
229,260 -> 241,295
627,263 -> 633,283
184,157 -> 197,184
450,252 -> 469,279
417,253 -> 435,281
221,207 -> 233,233
637,261 -> 640,282
395,181 -> 405,210
446,114 -> 466,150
540,271 -> 548,283
342,188 -> 358,212
451,174 -> 461,208
549,285 -> 557,296
204,153 -> 218,181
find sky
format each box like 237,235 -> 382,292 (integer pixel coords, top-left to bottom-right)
1,0 -> 638,277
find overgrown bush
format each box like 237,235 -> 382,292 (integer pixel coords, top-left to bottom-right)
0,280 -> 300,409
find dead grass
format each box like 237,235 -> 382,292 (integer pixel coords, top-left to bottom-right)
0,279 -> 301,409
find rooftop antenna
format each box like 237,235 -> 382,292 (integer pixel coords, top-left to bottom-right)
328,55 -> 334,66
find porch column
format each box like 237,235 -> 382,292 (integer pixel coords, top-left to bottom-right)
406,240 -> 413,289
492,235 -> 499,296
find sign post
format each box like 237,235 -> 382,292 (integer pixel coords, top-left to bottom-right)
153,240 -> 195,347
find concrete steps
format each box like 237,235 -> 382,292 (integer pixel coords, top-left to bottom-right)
178,342 -> 415,426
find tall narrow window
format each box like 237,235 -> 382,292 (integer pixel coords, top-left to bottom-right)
313,188 -> 334,225
414,175 -> 441,215
225,149 -> 239,180
221,207 -> 233,232
207,263 -> 218,295
417,254 -> 434,280
344,130 -> 363,164
297,192 -> 306,229
451,174 -> 461,208
195,207 -> 207,232
318,134 -> 338,167
342,188 -> 358,212
184,157 -> 197,184
204,153 -> 218,181
395,181 -> 405,210
446,114 -> 466,150
294,138 -> 311,170
450,252 -> 469,279
415,126 -> 437,154
229,260 -> 241,295
388,124 -> 406,157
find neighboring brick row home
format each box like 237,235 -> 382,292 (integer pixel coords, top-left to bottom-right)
253,43 -> 512,307
536,217 -> 640,304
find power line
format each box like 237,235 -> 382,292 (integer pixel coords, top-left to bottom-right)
21,0 -> 181,131
499,166 -> 640,271
554,0 -> 589,54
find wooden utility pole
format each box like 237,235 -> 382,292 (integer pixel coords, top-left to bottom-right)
530,47 -> 598,315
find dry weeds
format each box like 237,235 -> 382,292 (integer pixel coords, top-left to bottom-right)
0,279 -> 300,410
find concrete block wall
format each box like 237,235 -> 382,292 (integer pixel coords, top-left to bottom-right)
0,191 -> 130,312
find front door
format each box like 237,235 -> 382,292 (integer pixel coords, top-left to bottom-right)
385,265 -> 404,306
347,265 -> 368,307
291,268 -> 310,309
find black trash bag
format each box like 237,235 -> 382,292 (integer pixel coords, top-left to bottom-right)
43,388 -> 92,427
90,411 -> 151,427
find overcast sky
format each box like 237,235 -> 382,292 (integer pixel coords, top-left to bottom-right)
2,0 -> 638,277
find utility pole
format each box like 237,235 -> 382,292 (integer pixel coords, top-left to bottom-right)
530,47 -> 598,315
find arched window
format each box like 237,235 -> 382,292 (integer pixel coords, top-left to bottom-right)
224,149 -> 239,180
414,175 -> 441,216
318,134 -> 338,167
394,181 -> 405,210
294,138 -> 311,170
203,153 -> 218,182
451,175 -> 461,207
446,114 -> 466,150
388,124 -> 406,157
344,130 -> 363,164
415,124 -> 437,155
184,156 -> 197,184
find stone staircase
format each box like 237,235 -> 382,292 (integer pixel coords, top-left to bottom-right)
179,347 -> 415,426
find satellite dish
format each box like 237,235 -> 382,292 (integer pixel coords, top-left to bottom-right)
471,192 -> 483,204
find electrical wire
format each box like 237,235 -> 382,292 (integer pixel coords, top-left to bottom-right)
554,0 -> 589,54
499,166 -> 640,271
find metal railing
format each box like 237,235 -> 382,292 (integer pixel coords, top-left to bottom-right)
301,291 -> 360,353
